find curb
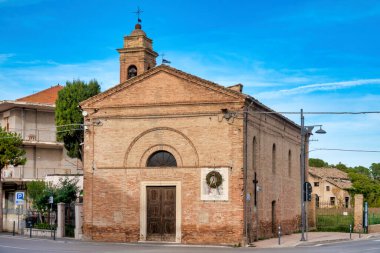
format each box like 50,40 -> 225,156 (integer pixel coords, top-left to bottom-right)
296,238 -> 351,247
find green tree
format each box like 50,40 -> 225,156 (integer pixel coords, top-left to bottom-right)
55,177 -> 79,204
348,166 -> 371,177
0,128 -> 27,230
370,163 -> 380,180
348,171 -> 380,207
335,162 -> 349,172
28,177 -> 79,213
309,158 -> 329,167
26,180 -> 46,202
55,79 -> 100,161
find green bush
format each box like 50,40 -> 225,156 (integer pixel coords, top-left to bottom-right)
34,223 -> 56,230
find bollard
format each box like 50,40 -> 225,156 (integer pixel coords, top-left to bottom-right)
13,221 -> 15,236
278,225 -> 282,245
349,224 -> 352,239
29,227 -> 32,238
53,229 -> 56,240
359,229 -> 361,238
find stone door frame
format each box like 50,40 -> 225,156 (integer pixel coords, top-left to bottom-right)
140,181 -> 182,243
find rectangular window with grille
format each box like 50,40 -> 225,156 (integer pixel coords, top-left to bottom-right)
326,185 -> 330,191
314,182 -> 319,187
330,197 -> 335,205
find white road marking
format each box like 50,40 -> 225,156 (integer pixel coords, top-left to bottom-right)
0,245 -> 30,250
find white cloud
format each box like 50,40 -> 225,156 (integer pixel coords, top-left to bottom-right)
258,79 -> 380,99
0,53 -> 15,64
0,58 -> 119,100
167,51 -> 321,89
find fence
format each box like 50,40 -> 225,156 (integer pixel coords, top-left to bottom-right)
369,208 -> 380,225
64,203 -> 75,237
316,201 -> 354,232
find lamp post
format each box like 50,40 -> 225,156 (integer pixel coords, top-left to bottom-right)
300,109 -> 326,241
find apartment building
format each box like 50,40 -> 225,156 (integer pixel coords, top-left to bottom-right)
0,85 -> 80,231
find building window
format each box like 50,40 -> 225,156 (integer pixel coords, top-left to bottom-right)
330,197 -> 335,206
326,185 -> 330,191
252,137 -> 257,171
345,197 -> 350,208
272,143 -> 276,174
314,182 -> 319,187
288,149 -> 292,177
146,151 -> 177,167
127,65 -> 137,79
316,195 -> 320,208
4,117 -> 9,131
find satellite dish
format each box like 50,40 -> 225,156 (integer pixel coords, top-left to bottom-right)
82,111 -> 88,117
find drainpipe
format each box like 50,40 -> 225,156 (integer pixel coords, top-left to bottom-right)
243,104 -> 248,245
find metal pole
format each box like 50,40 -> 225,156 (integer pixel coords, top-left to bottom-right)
13,221 -> 15,236
350,224 -> 352,239
278,225 -> 282,245
300,109 -> 306,241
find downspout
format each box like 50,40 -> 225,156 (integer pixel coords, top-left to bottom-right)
243,103 -> 248,245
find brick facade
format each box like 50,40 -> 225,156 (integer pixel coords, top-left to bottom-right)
80,24 -> 301,245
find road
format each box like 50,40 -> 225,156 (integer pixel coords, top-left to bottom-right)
0,234 -> 380,253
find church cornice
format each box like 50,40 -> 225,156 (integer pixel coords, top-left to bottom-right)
117,47 -> 158,57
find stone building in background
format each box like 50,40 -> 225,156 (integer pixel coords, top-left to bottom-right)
80,23 -> 301,244
0,86 -> 80,232
308,167 -> 352,208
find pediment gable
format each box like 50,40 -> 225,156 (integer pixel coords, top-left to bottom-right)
81,65 -> 246,108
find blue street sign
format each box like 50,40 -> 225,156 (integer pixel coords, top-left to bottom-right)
15,192 -> 25,205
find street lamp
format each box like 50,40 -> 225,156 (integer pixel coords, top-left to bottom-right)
300,109 -> 326,241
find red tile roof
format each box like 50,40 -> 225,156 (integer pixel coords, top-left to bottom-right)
16,85 -> 63,105
309,167 -> 352,189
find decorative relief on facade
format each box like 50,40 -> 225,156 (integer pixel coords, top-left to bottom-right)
201,167 -> 229,201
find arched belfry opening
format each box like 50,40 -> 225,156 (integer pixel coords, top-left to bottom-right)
117,23 -> 158,83
128,65 -> 138,79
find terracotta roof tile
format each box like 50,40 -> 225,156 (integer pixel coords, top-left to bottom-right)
16,85 -> 63,105
309,167 -> 352,189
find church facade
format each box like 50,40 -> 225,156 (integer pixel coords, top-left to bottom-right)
80,23 -> 301,244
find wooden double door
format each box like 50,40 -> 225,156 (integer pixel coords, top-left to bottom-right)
146,186 -> 176,241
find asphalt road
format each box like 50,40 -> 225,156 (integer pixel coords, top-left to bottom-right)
0,234 -> 380,253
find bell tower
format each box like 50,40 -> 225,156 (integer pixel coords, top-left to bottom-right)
117,23 -> 158,83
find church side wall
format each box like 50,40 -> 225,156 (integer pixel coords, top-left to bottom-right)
246,109 -> 301,241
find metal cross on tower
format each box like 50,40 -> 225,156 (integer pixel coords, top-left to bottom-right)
133,6 -> 143,23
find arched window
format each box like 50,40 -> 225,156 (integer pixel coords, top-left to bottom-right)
127,65 -> 137,79
288,149 -> 292,177
147,150 -> 177,167
272,143 -> 276,174
252,137 -> 257,171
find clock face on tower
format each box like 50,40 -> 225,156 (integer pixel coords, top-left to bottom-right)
201,168 -> 229,201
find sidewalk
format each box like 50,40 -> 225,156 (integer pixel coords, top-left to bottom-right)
251,232 -> 380,248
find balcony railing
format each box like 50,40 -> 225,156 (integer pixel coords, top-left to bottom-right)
1,167 -> 73,180
7,128 -> 58,143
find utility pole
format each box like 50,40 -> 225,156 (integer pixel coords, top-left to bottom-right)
300,109 -> 306,241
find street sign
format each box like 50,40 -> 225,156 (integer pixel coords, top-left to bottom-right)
15,192 -> 25,205
49,196 -> 54,204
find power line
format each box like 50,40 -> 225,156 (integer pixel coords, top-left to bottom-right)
247,111 -> 380,115
310,148 -> 380,153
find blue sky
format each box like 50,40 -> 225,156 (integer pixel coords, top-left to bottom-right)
1,0 -> 379,168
